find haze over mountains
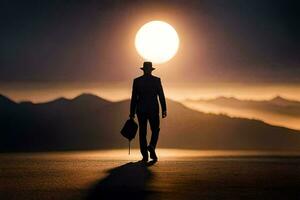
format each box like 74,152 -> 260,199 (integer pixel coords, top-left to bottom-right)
185,96 -> 300,116
184,96 -> 300,130
1,93 -> 300,152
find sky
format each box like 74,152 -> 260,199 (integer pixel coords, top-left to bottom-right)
0,0 -> 299,84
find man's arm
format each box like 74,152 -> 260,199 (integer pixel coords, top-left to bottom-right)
129,79 -> 138,118
158,78 -> 167,118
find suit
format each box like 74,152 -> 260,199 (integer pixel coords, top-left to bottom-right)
130,74 -> 166,157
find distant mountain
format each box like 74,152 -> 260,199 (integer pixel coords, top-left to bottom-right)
0,94 -> 17,109
269,96 -> 300,107
1,94 -> 300,152
185,96 -> 300,117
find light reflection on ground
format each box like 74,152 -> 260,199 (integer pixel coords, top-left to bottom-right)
2,149 -> 300,161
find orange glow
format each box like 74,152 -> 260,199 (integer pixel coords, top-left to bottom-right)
4,149 -> 300,161
1,82 -> 300,103
1,82 -> 299,131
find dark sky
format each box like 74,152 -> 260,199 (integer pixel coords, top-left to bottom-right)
0,0 -> 299,83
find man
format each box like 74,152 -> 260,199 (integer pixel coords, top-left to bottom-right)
130,61 -> 167,162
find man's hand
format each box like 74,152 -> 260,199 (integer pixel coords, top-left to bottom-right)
162,111 -> 167,118
129,114 -> 135,119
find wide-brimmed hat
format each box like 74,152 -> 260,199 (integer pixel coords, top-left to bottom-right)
140,61 -> 155,71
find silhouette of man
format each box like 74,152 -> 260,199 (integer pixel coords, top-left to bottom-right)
130,62 -> 167,162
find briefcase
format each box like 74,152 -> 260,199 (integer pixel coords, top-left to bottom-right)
121,118 -> 138,154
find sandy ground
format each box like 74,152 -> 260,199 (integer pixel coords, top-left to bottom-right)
1,149 -> 300,200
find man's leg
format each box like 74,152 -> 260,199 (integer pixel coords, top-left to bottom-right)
149,113 -> 160,149
137,114 -> 148,159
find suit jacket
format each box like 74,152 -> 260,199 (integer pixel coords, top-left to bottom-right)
130,75 -> 167,116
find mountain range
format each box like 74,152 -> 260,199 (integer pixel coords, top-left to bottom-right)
184,96 -> 300,130
185,96 -> 300,117
1,93 -> 300,152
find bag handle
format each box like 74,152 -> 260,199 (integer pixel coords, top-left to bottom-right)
128,140 -> 131,155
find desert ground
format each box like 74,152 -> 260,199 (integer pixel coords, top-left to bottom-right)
1,149 -> 300,200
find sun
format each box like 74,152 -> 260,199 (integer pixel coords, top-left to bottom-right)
135,21 -> 180,64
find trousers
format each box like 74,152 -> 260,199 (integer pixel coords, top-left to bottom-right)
137,113 -> 160,158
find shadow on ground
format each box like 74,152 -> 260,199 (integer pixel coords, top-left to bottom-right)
86,161 -> 156,200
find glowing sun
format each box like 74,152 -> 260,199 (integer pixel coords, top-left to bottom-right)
135,21 -> 180,64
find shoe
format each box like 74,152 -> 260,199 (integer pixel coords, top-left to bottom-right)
147,145 -> 158,161
141,157 -> 148,162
